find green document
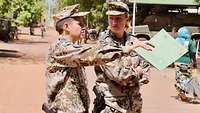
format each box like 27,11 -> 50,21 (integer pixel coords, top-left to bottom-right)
135,29 -> 188,70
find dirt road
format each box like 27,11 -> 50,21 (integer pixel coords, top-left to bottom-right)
0,27 -> 200,113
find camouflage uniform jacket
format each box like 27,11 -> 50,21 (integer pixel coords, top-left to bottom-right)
46,35 -> 126,113
95,30 -> 151,113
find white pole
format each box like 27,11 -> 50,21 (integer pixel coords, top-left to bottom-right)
132,0 -> 136,35
196,40 -> 199,59
87,15 -> 88,28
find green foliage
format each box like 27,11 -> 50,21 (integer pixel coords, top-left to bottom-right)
0,0 -> 12,16
0,0 -> 44,26
90,3 -> 107,30
195,0 -> 200,3
55,0 -> 107,30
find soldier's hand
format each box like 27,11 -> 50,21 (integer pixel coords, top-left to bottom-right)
136,40 -> 154,51
125,40 -> 154,53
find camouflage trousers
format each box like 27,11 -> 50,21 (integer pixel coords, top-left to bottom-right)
101,95 -> 142,113
47,76 -> 88,113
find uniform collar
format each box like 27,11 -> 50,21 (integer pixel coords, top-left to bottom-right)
109,30 -> 127,46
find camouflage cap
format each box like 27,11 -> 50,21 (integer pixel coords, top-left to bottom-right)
53,4 -> 89,21
106,2 -> 129,15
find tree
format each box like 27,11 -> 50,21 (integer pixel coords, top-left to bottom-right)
195,0 -> 200,3
0,0 -> 13,17
55,0 -> 107,30
13,0 -> 44,25
0,0 -> 44,26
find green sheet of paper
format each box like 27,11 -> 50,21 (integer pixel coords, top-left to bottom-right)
135,29 -> 188,70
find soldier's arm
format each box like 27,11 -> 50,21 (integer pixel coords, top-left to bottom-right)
97,35 -> 145,56
110,60 -> 150,86
52,34 -> 146,67
52,37 -> 127,67
52,35 -> 153,67
137,57 -> 151,85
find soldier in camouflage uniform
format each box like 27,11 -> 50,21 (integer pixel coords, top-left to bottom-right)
43,4 -> 153,113
43,4 -> 91,113
93,2 -> 152,113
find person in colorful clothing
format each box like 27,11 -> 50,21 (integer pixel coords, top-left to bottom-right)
93,1 -> 153,113
43,4 -> 154,113
174,26 -> 200,102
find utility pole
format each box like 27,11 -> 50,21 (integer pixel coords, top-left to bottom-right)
132,0 -> 136,35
